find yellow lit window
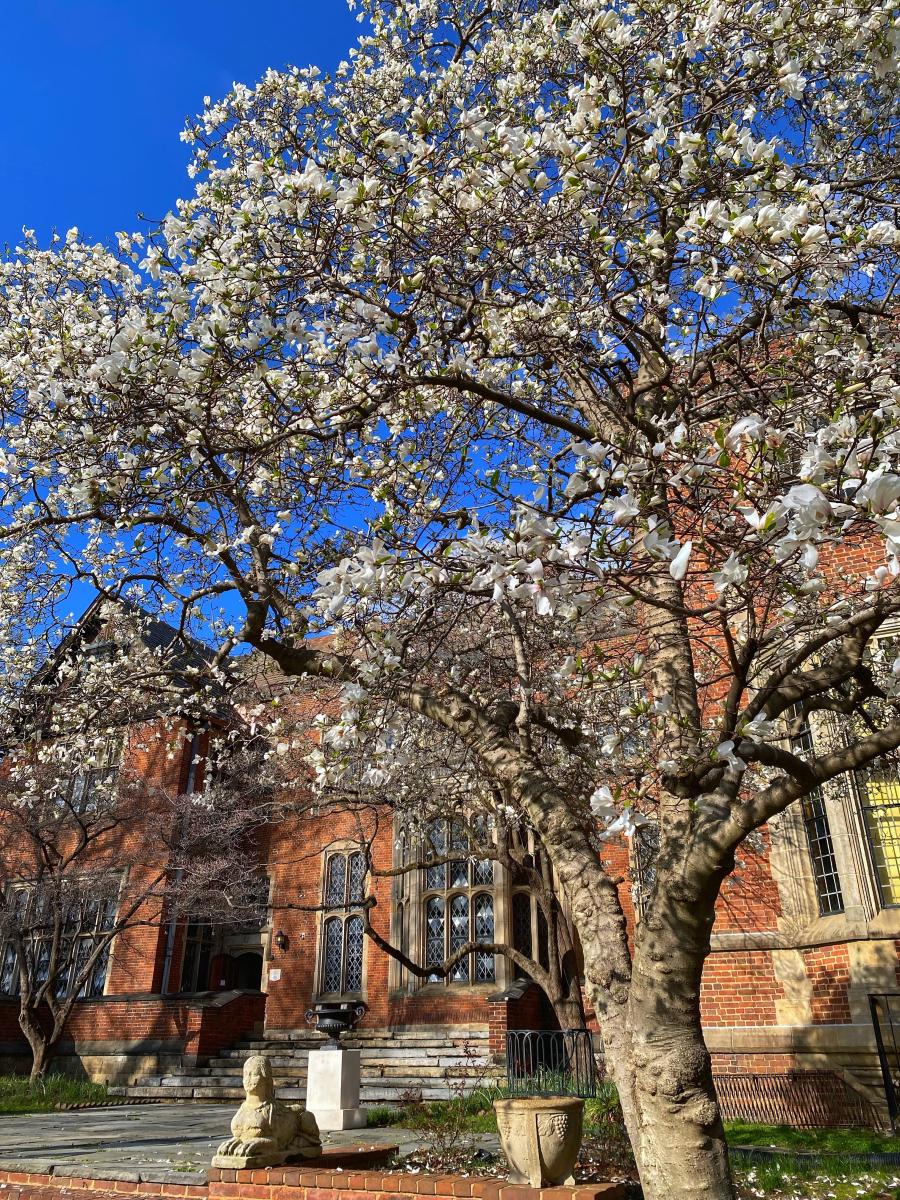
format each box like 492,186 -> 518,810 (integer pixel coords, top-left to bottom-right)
860,777 -> 900,907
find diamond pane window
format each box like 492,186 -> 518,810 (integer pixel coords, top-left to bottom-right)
0,944 -> 17,995
322,917 -> 343,994
473,859 -> 494,886
325,856 -> 347,906
426,896 -> 445,980
348,853 -> 366,904
449,861 -> 467,888
345,916 -> 364,992
473,893 -> 495,983
419,816 -> 498,987
449,894 -> 470,982
425,822 -> 447,890
318,851 -> 367,996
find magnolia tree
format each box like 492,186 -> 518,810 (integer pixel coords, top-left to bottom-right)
1,0 -> 899,1194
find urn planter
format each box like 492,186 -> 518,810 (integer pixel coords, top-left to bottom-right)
493,1095 -> 584,1188
304,1001 -> 366,1048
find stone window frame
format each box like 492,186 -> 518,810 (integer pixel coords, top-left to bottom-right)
389,816 -> 510,994
767,636 -> 900,938
315,847 -> 366,1000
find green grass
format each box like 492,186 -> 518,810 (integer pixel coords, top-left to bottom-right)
725,1120 -> 899,1155
0,1074 -> 110,1113
734,1156 -> 900,1199
365,1097 -> 900,1197
367,1096 -> 899,1156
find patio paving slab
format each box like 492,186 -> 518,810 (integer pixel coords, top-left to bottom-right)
0,1104 -> 468,1181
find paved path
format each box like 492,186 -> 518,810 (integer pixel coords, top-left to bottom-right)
0,1104 -> 451,1182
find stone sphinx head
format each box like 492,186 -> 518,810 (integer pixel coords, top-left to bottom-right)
243,1054 -> 275,1102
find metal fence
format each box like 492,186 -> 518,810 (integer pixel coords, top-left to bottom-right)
505,1028 -> 598,1098
714,1071 -> 881,1130
870,992 -> 900,1132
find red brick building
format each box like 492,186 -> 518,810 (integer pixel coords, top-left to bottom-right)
1,595 -> 898,1123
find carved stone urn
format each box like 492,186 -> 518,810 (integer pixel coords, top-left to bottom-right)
493,1096 -> 584,1187
305,1001 -> 366,1049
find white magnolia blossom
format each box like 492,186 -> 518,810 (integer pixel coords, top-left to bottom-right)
0,3 -> 898,1191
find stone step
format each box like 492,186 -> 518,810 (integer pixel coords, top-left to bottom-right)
115,1027 -> 501,1104
211,1051 -> 494,1070
225,1046 -> 494,1065
112,1078 -> 471,1103
250,1031 -> 489,1047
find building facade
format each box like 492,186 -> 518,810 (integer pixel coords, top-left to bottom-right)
0,600 -> 898,1123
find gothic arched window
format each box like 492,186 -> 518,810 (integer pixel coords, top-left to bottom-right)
318,851 -> 366,997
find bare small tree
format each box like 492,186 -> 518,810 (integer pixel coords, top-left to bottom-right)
0,728 -> 274,1080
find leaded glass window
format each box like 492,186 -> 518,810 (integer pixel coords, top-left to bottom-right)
426,896 -> 445,980
473,894 -> 495,982
0,943 -> 17,995
420,819 -> 496,985
318,851 -> 367,996
322,917 -> 344,993
325,856 -> 347,906
449,894 -> 470,982
348,854 -> 365,903
345,916 -> 364,991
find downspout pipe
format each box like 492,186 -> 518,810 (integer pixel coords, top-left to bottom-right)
160,731 -> 200,995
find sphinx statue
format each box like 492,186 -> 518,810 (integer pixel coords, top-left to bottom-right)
212,1054 -> 322,1168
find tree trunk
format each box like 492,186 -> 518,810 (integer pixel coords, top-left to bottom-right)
19,1008 -> 53,1083
552,993 -> 585,1031
596,869 -> 735,1200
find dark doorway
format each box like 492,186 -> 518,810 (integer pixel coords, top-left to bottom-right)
232,951 -> 263,991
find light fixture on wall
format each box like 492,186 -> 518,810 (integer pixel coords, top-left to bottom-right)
274,930 -> 288,952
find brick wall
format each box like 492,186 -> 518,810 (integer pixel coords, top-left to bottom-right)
804,944 -> 852,1024
0,991 -> 265,1073
0,1167 -> 627,1200
700,951 -> 781,1027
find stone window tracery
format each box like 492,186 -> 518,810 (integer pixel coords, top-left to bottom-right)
421,819 -> 496,985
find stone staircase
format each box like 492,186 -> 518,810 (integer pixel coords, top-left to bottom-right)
111,1028 -> 505,1105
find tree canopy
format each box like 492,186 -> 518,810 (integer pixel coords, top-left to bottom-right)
1,2 -> 898,1196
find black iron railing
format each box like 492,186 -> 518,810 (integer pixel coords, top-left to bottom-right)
714,1070 -> 881,1130
870,992 -> 900,1131
505,1028 -> 598,1098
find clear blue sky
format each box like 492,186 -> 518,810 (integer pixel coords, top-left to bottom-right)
0,1 -> 361,248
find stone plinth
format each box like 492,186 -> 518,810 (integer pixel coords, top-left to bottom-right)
305,1049 -> 366,1131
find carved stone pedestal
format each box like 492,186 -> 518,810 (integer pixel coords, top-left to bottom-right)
306,1048 -> 367,1131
